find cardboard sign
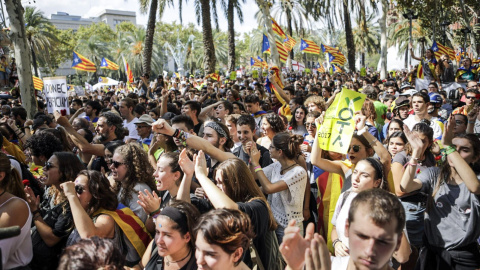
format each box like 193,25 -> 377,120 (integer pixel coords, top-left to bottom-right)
252,70 -> 259,79
74,86 -> 85,96
43,76 -> 70,115
317,89 -> 366,154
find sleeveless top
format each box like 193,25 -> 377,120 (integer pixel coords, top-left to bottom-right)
144,240 -> 197,270
66,214 -> 122,248
0,197 -> 33,269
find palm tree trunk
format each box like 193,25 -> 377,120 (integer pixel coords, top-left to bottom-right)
379,0 -> 388,79
200,0 -> 216,75
5,0 -> 37,118
286,10 -> 294,60
361,52 -> 365,67
343,1 -> 356,72
29,41 -> 39,77
143,0 -> 157,76
227,0 -> 235,72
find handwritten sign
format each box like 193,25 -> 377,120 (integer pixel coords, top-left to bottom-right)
317,89 -> 366,154
43,76 -> 70,115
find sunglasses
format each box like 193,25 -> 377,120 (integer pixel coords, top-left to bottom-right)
45,162 -> 56,171
348,145 -> 361,153
306,122 -> 316,128
111,160 -> 126,168
75,185 -> 85,195
466,96 -> 476,100
136,125 -> 150,129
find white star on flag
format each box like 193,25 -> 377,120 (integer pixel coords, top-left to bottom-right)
74,57 -> 80,63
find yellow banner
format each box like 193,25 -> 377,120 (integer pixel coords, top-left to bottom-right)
252,70 -> 259,79
317,89 -> 366,154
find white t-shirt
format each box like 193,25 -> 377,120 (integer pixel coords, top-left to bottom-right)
403,114 -> 443,140
123,117 -> 139,141
331,190 -> 357,249
263,162 -> 307,228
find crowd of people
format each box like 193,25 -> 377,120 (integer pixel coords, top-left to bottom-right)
0,53 -> 479,270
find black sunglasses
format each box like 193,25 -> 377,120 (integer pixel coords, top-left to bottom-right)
111,160 -> 126,168
306,122 -> 316,128
45,162 -> 56,171
75,185 -> 84,195
348,145 -> 361,153
466,96 -> 476,100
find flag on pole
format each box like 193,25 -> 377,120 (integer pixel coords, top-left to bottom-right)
257,56 -> 268,69
99,77 -> 109,83
250,57 -> 262,68
100,57 -> 119,71
271,18 -> 286,39
431,41 -> 455,61
275,40 -> 288,63
72,51 -> 96,72
316,62 -> 325,73
206,73 -> 220,81
122,56 -> 134,84
262,34 -> 271,55
283,35 -> 296,52
328,53 -> 346,66
321,44 -> 340,54
300,39 -> 320,55
32,76 -> 43,90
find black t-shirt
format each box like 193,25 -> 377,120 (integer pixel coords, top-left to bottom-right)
233,143 -> 273,168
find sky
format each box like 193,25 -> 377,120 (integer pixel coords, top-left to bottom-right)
25,0 -> 260,34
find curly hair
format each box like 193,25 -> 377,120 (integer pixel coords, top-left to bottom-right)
99,112 -> 127,141
194,209 -> 255,266
114,143 -> 156,204
58,236 -> 125,270
25,131 -> 63,159
42,127 -> 73,152
77,170 -> 118,216
361,99 -> 377,124
263,114 -> 285,133
304,95 -> 326,111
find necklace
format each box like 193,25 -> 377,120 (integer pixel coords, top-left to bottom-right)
0,189 -> 6,197
165,248 -> 192,267
281,163 -> 297,174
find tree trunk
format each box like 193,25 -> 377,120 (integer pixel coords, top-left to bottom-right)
287,10 -> 294,60
256,0 -> 281,70
343,1 -> 356,72
361,52 -> 365,67
5,0 -> 37,118
200,0 -> 216,75
379,0 -> 388,79
29,41 -> 39,77
227,0 -> 235,72
142,0 -> 157,76
404,48 -> 408,69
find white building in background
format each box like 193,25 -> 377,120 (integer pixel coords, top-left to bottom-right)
47,10 -> 136,76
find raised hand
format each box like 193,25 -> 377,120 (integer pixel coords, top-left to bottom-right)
247,142 -> 261,166
403,124 -> 425,158
280,220 -> 315,270
354,114 -> 367,131
152,119 -> 175,136
305,234 -> 331,270
333,241 -> 349,257
443,114 -> 455,147
137,189 -> 161,214
24,186 -> 40,212
178,149 -> 194,176
194,150 -> 208,177
60,181 -> 76,197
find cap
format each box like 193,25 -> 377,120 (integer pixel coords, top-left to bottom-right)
428,93 -> 442,104
135,114 -> 154,126
399,89 -> 418,96
391,96 -> 410,111
400,82 -> 413,90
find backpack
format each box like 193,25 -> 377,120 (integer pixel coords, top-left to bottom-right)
8,155 -> 44,200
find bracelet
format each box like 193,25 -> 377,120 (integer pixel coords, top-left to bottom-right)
357,127 -> 367,136
443,145 -> 456,156
369,138 -> 378,146
332,239 -> 342,248
468,120 -> 476,124
254,168 -> 263,173
33,213 -> 42,221
172,129 -> 180,138
149,206 -> 161,217
32,209 -> 40,216
405,162 -> 418,167
253,165 -> 261,171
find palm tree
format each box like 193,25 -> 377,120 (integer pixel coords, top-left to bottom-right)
24,6 -> 57,76
139,0 -> 174,76
219,0 -> 246,72
352,12 -> 380,67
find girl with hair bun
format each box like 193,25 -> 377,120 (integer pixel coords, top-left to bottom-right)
248,132 -> 307,242
195,208 -> 255,269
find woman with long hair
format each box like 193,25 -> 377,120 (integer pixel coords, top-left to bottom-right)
288,106 -> 308,136
24,152 -> 85,270
387,131 -> 408,159
132,201 -> 200,270
411,47 -> 439,83
248,132 -> 307,242
0,152 -> 32,269
401,116 -> 480,269
110,143 -> 156,223
361,99 -> 379,140
257,113 -> 286,149
195,209 -> 255,269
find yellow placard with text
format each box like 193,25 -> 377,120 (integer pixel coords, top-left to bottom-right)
252,70 -> 259,79
317,89 -> 366,154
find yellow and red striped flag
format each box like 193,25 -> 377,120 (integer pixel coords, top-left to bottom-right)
122,56 -> 134,84
275,40 -> 288,63
206,73 -> 220,81
283,35 -> 296,52
431,41 -> 455,61
257,56 -> 268,69
250,57 -> 262,68
32,76 -> 43,90
300,39 -> 320,55
417,64 -> 424,79
100,57 -> 119,71
271,17 -> 287,39
72,51 -> 96,72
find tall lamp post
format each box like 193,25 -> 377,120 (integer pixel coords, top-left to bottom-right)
460,28 -> 471,57
403,9 -> 418,68
440,20 -> 450,45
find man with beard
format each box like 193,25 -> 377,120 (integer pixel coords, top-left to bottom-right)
84,100 -> 102,128
54,111 -> 126,171
10,107 -> 27,131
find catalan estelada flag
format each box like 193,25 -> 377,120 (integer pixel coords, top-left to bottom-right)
98,77 -> 109,83
250,57 -> 262,68
262,34 -> 271,55
329,53 -> 346,66
275,40 -> 288,63
206,73 -> 220,81
72,51 -> 96,72
332,64 -> 343,73
67,84 -> 75,91
271,18 -> 286,39
283,35 -> 296,52
257,56 -> 268,69
417,64 -> 424,79
321,44 -> 340,54
32,76 -> 43,90
316,62 -> 325,73
100,57 -> 119,71
122,56 -> 134,84
300,39 -> 320,55
93,204 -> 151,257
431,41 -> 455,61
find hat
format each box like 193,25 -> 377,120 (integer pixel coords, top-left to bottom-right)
428,92 -> 442,104
399,89 -> 418,96
400,82 -> 413,90
161,112 -> 176,121
135,114 -> 154,126
391,96 -> 410,111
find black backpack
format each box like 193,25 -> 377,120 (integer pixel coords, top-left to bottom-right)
8,155 -> 44,201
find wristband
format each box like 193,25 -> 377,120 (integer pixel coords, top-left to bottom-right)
357,126 -> 368,136
149,206 -> 161,217
332,239 -> 342,248
468,120 -> 475,124
254,168 -> 263,173
443,145 -> 456,156
172,129 -> 179,138
32,209 -> 40,216
253,165 -> 261,171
